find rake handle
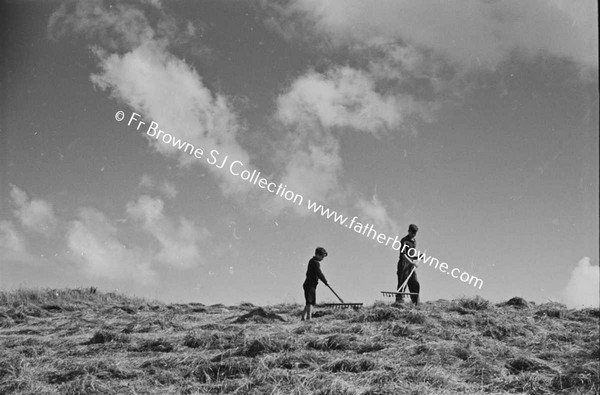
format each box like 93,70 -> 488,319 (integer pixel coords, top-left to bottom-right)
397,263 -> 417,293
325,283 -> 345,304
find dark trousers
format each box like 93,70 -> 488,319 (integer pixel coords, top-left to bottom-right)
396,260 -> 420,304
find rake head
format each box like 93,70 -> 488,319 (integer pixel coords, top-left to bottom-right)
380,291 -> 419,298
321,303 -> 363,309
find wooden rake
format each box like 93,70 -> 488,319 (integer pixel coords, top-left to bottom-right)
381,264 -> 419,299
322,283 -> 363,309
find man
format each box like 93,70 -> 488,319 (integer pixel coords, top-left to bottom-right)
396,224 -> 420,305
301,247 -> 329,321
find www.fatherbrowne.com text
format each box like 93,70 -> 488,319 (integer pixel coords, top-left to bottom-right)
117,111 -> 483,289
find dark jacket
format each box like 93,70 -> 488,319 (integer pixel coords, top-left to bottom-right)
399,235 -> 417,265
303,257 -> 328,287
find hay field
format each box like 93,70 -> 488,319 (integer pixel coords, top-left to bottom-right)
0,288 -> 598,394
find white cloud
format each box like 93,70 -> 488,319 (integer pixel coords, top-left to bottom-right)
0,220 -> 35,264
49,1 -> 252,198
48,0 -> 158,52
91,41 -> 252,196
67,207 -> 157,284
3,182 -> 205,284
561,257 -> 600,308
126,195 -> 209,268
138,174 -> 178,199
139,173 -> 155,189
265,0 -> 597,218
266,0 -> 599,217
265,0 -> 598,69
160,181 -> 178,199
355,193 -> 399,236
271,64 -> 433,208
9,184 -> 57,235
277,135 -> 344,213
276,67 -> 409,134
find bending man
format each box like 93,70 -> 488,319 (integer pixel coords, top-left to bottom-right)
396,224 -> 420,305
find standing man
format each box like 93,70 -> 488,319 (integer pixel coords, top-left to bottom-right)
302,247 -> 329,321
396,224 -> 420,305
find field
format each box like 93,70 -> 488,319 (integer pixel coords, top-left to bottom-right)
0,288 -> 598,394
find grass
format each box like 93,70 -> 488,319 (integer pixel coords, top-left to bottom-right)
0,288 -> 598,394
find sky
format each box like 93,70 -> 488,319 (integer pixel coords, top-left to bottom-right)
1,0 -> 598,308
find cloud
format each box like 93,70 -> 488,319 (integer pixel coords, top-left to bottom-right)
46,0 -> 191,53
276,134 -> 345,213
561,257 -> 600,309
9,181 -> 206,284
264,0 -> 598,69
92,41 -> 252,196
276,67 -> 409,134
270,63 -> 434,208
263,0 -> 597,218
48,0 -> 159,52
126,195 -> 209,268
159,181 -> 178,199
139,174 -> 178,199
139,173 -> 155,189
355,193 -> 399,236
265,0 -> 598,216
49,1 -> 252,198
67,207 -> 157,284
0,220 -> 35,264
367,43 -> 458,104
9,184 -> 57,235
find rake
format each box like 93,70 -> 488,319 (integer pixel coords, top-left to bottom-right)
321,283 -> 363,309
381,264 -> 418,299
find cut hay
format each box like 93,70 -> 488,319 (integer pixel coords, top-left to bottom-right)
233,307 -> 286,323
1,288 -> 598,394
132,338 -> 174,352
499,296 -> 530,308
85,330 -> 130,345
324,358 -> 379,373
307,334 -> 356,351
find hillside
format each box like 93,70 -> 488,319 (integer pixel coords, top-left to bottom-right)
0,288 -> 598,394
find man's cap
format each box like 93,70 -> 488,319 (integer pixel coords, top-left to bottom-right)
315,247 -> 328,257
408,224 -> 419,233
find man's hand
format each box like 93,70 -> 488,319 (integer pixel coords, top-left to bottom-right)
403,254 -> 418,265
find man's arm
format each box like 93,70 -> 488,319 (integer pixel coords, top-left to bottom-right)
401,240 -> 419,265
316,262 -> 328,285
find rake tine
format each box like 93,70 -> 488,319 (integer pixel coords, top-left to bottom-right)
321,283 -> 363,309
321,303 -> 363,309
380,291 -> 420,298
